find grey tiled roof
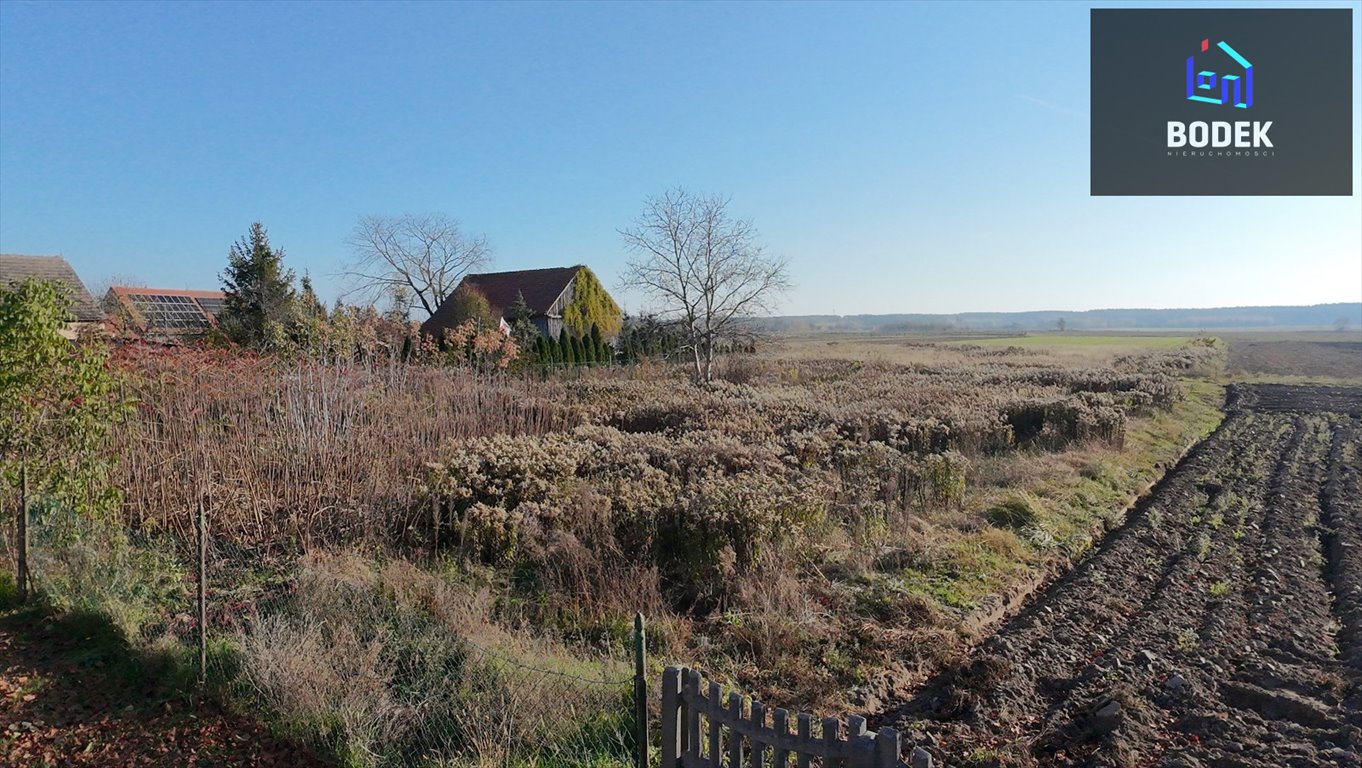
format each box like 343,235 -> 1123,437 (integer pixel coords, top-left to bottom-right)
0,254 -> 104,322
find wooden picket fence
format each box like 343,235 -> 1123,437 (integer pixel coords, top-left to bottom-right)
659,667 -> 902,768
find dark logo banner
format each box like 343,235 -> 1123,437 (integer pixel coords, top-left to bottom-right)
1090,8 -> 1353,196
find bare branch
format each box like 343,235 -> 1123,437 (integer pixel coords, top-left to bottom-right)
618,188 -> 791,382
339,213 -> 492,319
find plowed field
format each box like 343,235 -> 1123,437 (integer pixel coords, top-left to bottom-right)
884,385 -> 1362,767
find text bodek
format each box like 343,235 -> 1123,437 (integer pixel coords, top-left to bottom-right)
1167,121 -> 1273,148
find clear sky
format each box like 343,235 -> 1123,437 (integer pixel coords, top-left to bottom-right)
2,0 -> 1359,316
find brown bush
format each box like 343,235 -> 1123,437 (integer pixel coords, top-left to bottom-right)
112,345 -> 578,550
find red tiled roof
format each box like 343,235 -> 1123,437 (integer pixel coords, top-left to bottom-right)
108,285 -> 224,301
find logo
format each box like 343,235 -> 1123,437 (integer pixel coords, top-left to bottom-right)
1090,8 -> 1352,196
1186,39 -> 1253,108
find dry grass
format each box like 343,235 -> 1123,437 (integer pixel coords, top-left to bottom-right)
96,337 -> 1226,721
235,551 -> 633,767
767,333 -> 1187,369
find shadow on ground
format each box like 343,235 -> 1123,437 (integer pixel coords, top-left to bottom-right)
0,603 -> 330,767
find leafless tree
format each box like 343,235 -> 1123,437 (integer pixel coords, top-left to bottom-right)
88,273 -> 145,301
619,189 -> 791,382
88,273 -> 147,320
342,213 -> 491,319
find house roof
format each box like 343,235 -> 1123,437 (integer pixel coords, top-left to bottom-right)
459,266 -> 582,317
0,254 -> 103,322
106,285 -> 226,333
107,285 -> 225,302
422,266 -> 581,336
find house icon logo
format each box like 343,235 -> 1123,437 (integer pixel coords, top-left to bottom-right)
1186,38 -> 1253,108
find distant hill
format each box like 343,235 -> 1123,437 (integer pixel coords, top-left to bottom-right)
763,303 -> 1362,334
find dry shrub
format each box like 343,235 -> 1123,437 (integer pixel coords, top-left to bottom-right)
237,551 -> 633,767
113,345 -> 579,549
724,564 -> 832,667
426,425 -> 830,609
985,493 -> 1047,530
719,564 -> 842,704
715,352 -> 765,385
243,613 -> 396,755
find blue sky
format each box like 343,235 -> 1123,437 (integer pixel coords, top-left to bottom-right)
2,0 -> 1359,316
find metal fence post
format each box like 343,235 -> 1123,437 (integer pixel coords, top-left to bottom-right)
196,495 -> 208,686
635,612 -> 649,768
17,460 -> 29,605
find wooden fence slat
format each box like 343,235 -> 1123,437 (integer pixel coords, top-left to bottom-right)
771,708 -> 790,768
874,727 -> 900,768
686,669 -> 703,767
708,682 -> 723,768
795,714 -> 812,768
727,692 -> 744,768
749,701 -> 767,768
662,667 -> 683,768
848,735 -> 877,768
822,717 -> 841,768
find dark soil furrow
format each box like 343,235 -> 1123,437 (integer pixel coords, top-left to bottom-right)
881,385 -> 1362,768
1180,414 -> 1348,766
1320,421 -> 1362,674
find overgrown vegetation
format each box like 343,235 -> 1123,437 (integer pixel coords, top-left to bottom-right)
1,278 -> 128,602
2,278 -> 1230,764
235,552 -> 632,767
108,337 -> 1221,703
561,266 -> 622,338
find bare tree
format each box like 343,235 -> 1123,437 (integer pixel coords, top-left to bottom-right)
343,213 -> 491,318
619,189 -> 791,382
88,273 -> 145,305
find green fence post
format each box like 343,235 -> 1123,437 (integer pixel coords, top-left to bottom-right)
635,612 -> 648,768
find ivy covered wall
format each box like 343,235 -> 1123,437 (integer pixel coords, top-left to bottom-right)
560,267 -> 622,338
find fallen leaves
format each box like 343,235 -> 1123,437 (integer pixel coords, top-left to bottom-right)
0,611 -> 330,767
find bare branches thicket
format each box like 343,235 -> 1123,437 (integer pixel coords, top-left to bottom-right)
619,189 -> 791,382
343,213 -> 492,319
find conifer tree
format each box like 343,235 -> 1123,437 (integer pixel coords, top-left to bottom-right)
508,291 -> 540,352
559,329 -> 575,365
588,324 -> 604,364
219,222 -> 298,350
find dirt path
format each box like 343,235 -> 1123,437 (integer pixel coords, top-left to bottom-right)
0,608 -> 329,767
880,384 -> 1362,767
